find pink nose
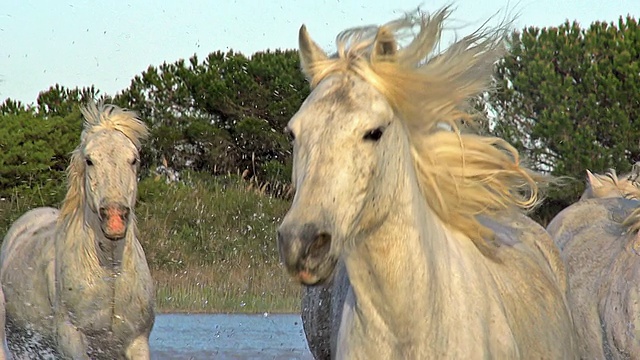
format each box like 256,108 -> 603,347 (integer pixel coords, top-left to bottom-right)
99,204 -> 130,239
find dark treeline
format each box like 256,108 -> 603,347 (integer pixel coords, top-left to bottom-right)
1,16 -> 639,223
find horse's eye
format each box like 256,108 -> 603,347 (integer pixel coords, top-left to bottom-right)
363,127 -> 385,141
131,158 -> 138,166
85,158 -> 94,166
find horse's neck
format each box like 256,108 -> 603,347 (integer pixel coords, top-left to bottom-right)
59,207 -> 129,272
344,169 -> 482,348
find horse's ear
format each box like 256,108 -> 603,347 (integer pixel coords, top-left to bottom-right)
586,170 -> 604,188
299,25 -> 328,81
373,27 -> 397,59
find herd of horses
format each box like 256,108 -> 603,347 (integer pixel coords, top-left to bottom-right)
0,5 -> 637,360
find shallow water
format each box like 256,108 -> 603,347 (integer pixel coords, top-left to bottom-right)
150,313 -> 313,360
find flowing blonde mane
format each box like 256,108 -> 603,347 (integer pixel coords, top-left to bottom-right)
584,169 -> 640,200
59,102 -> 149,221
302,7 -> 549,257
603,170 -> 622,184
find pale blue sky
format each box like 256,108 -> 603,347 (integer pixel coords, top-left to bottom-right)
1,0 -> 637,104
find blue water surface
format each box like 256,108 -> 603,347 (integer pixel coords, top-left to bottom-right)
150,313 -> 313,360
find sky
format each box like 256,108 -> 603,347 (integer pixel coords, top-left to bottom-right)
1,0 -> 638,104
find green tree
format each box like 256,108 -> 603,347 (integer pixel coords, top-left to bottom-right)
486,16 -> 640,216
1,48 -> 310,201
0,98 -> 32,116
115,49 -> 308,182
0,110 -> 82,204
35,85 -> 105,117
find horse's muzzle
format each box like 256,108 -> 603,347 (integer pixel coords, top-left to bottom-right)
99,203 -> 131,240
277,222 -> 335,285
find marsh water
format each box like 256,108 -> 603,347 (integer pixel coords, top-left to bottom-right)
150,313 -> 313,359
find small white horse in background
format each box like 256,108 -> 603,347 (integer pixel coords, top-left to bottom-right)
278,7 -> 578,359
0,102 -> 155,359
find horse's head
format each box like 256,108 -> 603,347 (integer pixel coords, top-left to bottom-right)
278,9 -> 529,283
581,169 -> 640,200
63,102 -> 148,241
277,25 -> 405,285
83,129 -> 139,240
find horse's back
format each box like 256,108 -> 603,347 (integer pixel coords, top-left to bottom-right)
547,197 -> 640,359
1,206 -> 59,356
477,212 -> 578,358
482,212 -> 568,293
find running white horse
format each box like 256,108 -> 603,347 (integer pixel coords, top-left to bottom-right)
278,7 -> 578,359
0,102 -> 155,359
548,164 -> 640,358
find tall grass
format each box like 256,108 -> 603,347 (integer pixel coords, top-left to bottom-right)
137,172 -> 301,313
0,172 -> 303,313
152,264 -> 300,313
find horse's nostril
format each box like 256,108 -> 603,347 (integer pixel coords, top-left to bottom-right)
307,232 -> 332,258
99,205 -> 131,220
121,206 -> 131,220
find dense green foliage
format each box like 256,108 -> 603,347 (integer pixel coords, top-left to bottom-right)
0,49 -> 308,206
487,16 -> 640,216
0,110 -> 81,205
0,85 -> 108,204
112,49 -> 308,183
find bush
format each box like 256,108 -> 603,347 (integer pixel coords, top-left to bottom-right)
486,16 -> 640,219
0,110 -> 81,205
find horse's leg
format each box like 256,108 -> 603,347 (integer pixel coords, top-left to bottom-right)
56,319 -> 89,360
125,335 -> 150,360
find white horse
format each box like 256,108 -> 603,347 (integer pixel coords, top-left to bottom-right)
277,7 -> 578,359
547,164 -> 640,358
0,102 -> 155,359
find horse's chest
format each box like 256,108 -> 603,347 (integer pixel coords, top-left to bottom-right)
61,270 -> 152,333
